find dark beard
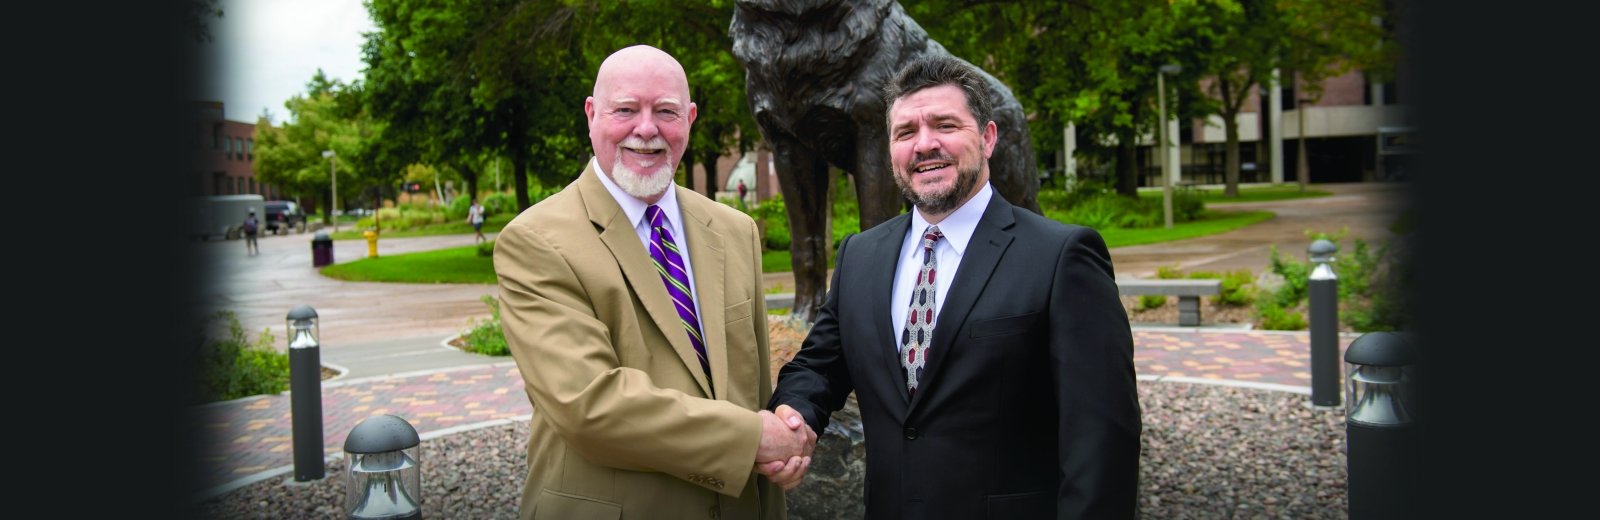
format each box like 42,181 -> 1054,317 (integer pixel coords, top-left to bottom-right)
896,161 -> 981,216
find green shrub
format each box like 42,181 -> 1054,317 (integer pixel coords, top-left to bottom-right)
1261,230 -> 1411,332
1212,270 -> 1256,306
483,191 -> 518,216
1266,245 -> 1310,308
460,295 -> 509,356
193,311 -> 290,404
1138,295 -> 1167,310
1256,300 -> 1308,330
1157,266 -> 1255,306
752,194 -> 791,250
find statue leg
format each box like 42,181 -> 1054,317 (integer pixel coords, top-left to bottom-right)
771,133 -> 832,323
853,125 -> 905,231
991,99 -> 1042,214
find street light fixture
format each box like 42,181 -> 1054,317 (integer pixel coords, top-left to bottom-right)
1157,64 -> 1182,229
322,150 -> 338,232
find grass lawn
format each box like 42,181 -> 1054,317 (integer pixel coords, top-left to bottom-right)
1094,210 -> 1274,248
762,249 -> 836,274
321,245 -> 498,284
327,214 -> 513,240
1136,183 -> 1330,204
322,210 -> 1272,284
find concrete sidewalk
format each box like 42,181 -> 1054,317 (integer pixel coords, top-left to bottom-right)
191,327 -> 1358,501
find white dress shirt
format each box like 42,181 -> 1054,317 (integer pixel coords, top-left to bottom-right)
891,182 -> 994,351
591,157 -> 704,321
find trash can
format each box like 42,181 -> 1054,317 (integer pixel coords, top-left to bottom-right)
312,230 -> 334,267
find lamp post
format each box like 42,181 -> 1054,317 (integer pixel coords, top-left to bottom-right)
323,150 -> 338,232
1307,239 -> 1341,408
1157,64 -> 1182,229
286,305 -> 325,481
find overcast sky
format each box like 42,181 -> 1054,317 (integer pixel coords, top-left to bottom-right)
197,0 -> 377,124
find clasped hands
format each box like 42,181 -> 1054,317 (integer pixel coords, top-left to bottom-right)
754,404 -> 817,490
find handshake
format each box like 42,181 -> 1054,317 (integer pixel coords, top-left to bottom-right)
754,404 -> 818,491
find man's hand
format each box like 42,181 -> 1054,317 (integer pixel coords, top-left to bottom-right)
756,407 -> 811,462
755,405 -> 817,490
755,455 -> 812,491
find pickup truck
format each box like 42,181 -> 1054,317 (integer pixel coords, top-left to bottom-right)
263,200 -> 307,234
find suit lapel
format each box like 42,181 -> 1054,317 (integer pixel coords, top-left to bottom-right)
910,194 -> 1016,410
678,189 -> 727,399
867,214 -> 914,407
582,168 -> 714,397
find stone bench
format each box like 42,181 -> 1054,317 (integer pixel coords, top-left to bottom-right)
1116,278 -> 1222,326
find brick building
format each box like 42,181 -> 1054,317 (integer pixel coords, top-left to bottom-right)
194,101 -> 287,199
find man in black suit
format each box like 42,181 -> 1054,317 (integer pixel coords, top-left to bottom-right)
768,55 -> 1142,518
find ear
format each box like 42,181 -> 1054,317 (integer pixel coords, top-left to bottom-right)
584,97 -> 597,124
981,120 -> 998,159
687,101 -> 698,126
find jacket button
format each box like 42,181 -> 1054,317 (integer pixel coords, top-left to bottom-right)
709,505 -> 721,518
903,427 -> 919,440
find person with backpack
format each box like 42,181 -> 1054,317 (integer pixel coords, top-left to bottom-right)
467,198 -> 486,243
242,210 -> 260,256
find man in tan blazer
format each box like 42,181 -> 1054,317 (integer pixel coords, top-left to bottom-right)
494,45 -> 812,519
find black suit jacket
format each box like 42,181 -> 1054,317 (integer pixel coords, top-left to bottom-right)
771,191 -> 1141,519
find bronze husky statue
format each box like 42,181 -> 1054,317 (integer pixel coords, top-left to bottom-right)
731,0 -> 1040,320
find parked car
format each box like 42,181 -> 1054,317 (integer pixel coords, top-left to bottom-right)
263,200 -> 307,234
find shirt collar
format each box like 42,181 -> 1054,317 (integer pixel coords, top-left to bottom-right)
909,182 -> 992,255
591,156 -> 682,228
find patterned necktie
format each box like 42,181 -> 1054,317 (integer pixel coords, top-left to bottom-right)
901,225 -> 943,394
645,205 -> 711,386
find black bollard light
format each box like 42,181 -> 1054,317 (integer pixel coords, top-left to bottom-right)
287,304 -> 325,481
1307,239 -> 1341,408
344,415 -> 423,520
1345,331 -> 1417,520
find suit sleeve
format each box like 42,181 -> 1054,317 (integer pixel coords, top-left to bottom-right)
767,233 -> 855,435
1049,226 -> 1142,518
494,221 -> 763,497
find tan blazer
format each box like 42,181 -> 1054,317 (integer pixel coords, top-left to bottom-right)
494,164 -> 784,520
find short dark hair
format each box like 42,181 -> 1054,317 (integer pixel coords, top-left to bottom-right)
882,55 -> 993,127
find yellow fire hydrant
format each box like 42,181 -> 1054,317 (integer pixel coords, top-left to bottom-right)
363,229 -> 379,258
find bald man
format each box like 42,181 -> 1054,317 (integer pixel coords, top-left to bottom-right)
494,45 -> 810,519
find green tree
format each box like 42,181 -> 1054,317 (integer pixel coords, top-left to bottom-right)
253,71 -> 378,223
1178,0 -> 1397,197
364,0 -> 591,212
909,0 -> 1210,199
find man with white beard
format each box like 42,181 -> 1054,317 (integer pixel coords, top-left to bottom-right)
492,44 -> 811,519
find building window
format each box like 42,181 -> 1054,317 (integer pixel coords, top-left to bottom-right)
235,137 -> 244,160
247,139 -> 254,159
213,124 -> 224,150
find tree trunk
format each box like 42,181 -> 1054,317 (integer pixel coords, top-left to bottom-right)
682,142 -> 696,193
460,163 -> 479,204
511,140 -> 530,211
1218,76 -> 1242,198
505,109 -> 531,211
701,150 -> 719,199
1224,115 -> 1241,198
1115,137 -> 1138,198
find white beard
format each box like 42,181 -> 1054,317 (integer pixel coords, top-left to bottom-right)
610,136 -> 676,200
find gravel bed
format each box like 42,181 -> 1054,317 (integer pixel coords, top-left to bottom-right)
196,381 -> 1349,519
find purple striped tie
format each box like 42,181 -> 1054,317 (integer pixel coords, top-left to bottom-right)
645,205 -> 711,385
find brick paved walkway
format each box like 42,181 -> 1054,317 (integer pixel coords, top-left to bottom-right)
191,328 -> 1355,500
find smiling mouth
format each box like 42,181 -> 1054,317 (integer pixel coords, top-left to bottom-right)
625,147 -> 664,155
912,162 -> 951,174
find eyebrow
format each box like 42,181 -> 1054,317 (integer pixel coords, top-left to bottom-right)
891,113 -> 963,132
